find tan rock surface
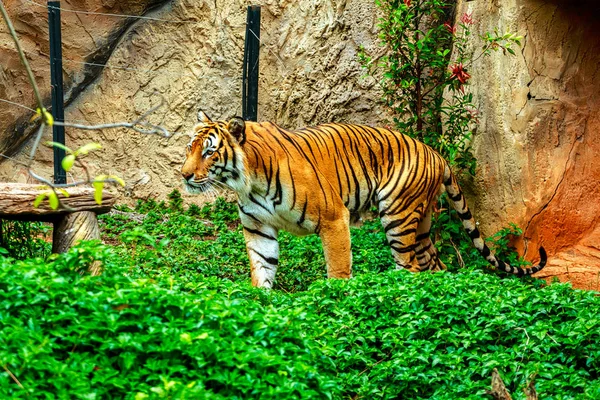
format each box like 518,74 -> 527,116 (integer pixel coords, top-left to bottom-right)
456,0 -> 600,288
0,0 -> 389,202
0,0 -> 167,155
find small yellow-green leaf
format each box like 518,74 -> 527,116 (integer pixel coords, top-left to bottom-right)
33,192 -> 47,208
45,141 -> 72,154
48,191 -> 59,210
74,142 -> 102,156
108,175 -> 126,186
57,188 -> 70,198
61,154 -> 76,172
37,108 -> 54,126
180,333 -> 192,344
93,181 -> 104,205
134,393 -> 149,400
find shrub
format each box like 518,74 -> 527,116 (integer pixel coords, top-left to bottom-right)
0,242 -> 340,399
0,220 -> 51,260
1,240 -> 598,399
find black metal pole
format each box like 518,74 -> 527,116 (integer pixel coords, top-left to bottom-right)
48,1 -> 66,184
242,5 -> 260,121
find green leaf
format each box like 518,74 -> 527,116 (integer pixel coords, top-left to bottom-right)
33,192 -> 48,208
108,175 -> 126,187
61,154 -> 76,172
93,181 -> 104,205
74,142 -> 102,156
45,141 -> 72,154
48,191 -> 59,210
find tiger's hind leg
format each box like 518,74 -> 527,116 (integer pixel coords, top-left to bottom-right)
415,207 -> 447,271
320,218 -> 352,279
379,206 -> 423,272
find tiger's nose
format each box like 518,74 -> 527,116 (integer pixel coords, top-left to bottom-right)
182,171 -> 193,182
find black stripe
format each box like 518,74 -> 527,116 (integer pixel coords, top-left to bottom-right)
467,227 -> 480,240
249,193 -> 273,214
415,242 -> 432,255
390,244 -> 417,253
448,192 -> 462,202
457,210 -> 472,220
251,249 -> 279,265
244,227 -> 276,241
298,198 -> 308,226
481,246 -> 491,258
238,205 -> 261,223
416,232 -> 430,242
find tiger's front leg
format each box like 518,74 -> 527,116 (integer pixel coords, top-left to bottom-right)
242,224 -> 279,288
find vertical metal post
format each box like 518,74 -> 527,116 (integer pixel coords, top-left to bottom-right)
48,1 -> 66,184
242,5 -> 260,121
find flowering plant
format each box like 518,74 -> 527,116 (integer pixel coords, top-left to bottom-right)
360,1 -> 522,177
359,0 -> 524,268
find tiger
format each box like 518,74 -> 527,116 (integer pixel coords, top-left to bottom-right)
181,111 -> 547,288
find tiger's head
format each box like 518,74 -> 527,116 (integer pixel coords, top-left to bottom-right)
181,110 -> 248,195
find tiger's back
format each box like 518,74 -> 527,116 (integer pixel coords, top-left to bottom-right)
181,112 -> 546,288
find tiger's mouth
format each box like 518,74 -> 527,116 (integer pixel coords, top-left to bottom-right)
183,177 -> 211,194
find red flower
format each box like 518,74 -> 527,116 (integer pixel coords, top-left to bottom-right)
449,63 -> 471,84
404,0 -> 412,6
460,12 -> 474,25
444,22 -> 456,35
465,106 -> 480,123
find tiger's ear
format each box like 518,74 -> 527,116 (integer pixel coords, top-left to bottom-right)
227,117 -> 246,144
197,110 -> 212,124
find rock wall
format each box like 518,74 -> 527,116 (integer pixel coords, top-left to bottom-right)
456,0 -> 600,289
0,0 -> 388,200
0,0 -> 166,156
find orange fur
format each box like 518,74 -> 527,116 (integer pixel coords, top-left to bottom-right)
181,113 -> 547,288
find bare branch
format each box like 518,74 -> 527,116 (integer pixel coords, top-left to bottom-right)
1,364 -> 25,392
28,124 -> 46,166
53,94 -> 172,137
0,7 -> 172,211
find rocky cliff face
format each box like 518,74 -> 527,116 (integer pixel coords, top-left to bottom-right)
455,0 -> 600,289
0,0 -> 167,156
0,0 -> 388,200
1,0 -> 598,288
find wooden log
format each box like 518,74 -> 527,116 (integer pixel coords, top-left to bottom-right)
52,211 -> 103,275
0,183 -> 115,222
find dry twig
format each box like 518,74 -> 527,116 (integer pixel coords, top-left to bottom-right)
486,368 -> 513,400
1,363 -> 26,393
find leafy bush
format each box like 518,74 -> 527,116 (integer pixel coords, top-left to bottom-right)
1,240 -> 599,399
0,242 -> 340,399
100,194 -> 531,291
360,0 -> 527,272
0,220 -> 51,260
291,273 -> 600,399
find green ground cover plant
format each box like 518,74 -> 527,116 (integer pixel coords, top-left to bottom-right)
0,220 -> 51,260
1,196 -> 599,399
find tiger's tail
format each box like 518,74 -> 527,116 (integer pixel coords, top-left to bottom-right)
443,164 -> 547,276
